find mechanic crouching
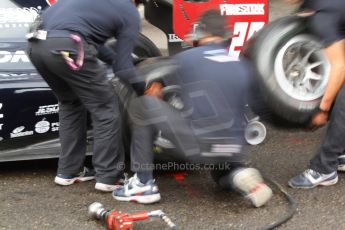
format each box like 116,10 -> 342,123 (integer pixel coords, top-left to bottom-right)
112,10 -> 273,207
26,0 -> 141,192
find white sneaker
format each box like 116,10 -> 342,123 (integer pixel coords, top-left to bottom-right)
95,176 -> 126,192
95,183 -> 122,192
54,167 -> 95,186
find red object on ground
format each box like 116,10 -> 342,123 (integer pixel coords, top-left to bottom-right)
169,171 -> 188,181
106,211 -> 150,230
173,0 -> 268,57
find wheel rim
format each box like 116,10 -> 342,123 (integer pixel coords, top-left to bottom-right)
274,34 -> 330,101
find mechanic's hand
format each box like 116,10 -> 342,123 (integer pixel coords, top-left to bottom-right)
144,82 -> 163,98
309,111 -> 329,130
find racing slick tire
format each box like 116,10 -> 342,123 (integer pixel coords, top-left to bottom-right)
106,33 -> 162,65
133,33 -> 162,61
245,16 -> 330,124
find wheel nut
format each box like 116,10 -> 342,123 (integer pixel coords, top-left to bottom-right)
290,70 -> 299,78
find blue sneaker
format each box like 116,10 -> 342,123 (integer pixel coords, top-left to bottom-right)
288,169 -> 338,189
54,167 -> 95,186
338,155 -> 345,171
112,174 -> 161,204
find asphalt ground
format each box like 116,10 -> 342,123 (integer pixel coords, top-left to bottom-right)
2,1 -> 344,230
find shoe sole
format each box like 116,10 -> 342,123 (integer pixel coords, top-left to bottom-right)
246,184 -> 273,207
232,168 -> 272,207
95,183 -> 122,192
54,176 -> 95,186
113,193 -> 161,204
288,176 -> 338,189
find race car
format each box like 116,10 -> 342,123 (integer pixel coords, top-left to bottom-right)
0,0 -> 327,162
0,0 -> 161,161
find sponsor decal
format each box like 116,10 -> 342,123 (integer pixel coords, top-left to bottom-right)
51,122 -> 59,132
220,4 -> 265,16
172,1 -> 267,58
0,51 -> 30,63
0,7 -> 41,28
0,72 -> 38,81
228,21 -> 265,58
35,104 -> 59,116
168,34 -> 183,43
12,126 -> 25,134
0,103 -> 3,119
10,126 -> 34,138
35,120 -> 50,134
0,103 -> 4,131
46,0 -> 57,6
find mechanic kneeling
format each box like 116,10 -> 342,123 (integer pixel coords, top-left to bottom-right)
112,10 -> 273,207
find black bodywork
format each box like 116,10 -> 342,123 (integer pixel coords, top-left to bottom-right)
0,0 -> 163,161
0,0 -> 61,161
0,0 -> 262,161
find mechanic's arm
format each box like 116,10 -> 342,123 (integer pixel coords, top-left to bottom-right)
97,45 -> 117,65
112,31 -> 137,81
112,26 -> 145,94
319,40 -> 345,111
311,40 -> 345,127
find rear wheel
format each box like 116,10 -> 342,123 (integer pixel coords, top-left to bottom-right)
248,16 -> 330,124
133,33 -> 162,59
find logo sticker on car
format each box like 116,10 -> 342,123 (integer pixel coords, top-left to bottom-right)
0,7 -> 40,28
0,103 -> 3,119
35,104 -> 59,116
35,120 -> 50,134
51,122 -> 59,132
46,0 -> 57,6
11,126 -> 34,138
0,103 -> 3,131
168,34 -> 183,43
0,51 -> 30,63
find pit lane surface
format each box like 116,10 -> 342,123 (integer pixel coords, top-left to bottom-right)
2,1 -> 344,229
2,125 -> 344,230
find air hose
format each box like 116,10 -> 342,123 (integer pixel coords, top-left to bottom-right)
260,177 -> 298,230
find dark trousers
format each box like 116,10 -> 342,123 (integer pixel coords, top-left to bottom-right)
128,96 -> 246,180
310,85 -> 345,174
27,36 -> 124,184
